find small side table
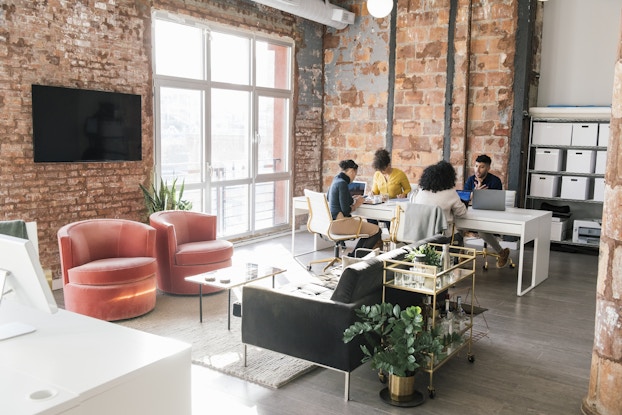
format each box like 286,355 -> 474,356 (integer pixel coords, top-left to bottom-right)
185,263 -> 286,330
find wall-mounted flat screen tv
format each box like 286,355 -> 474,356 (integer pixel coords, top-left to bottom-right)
32,84 -> 142,162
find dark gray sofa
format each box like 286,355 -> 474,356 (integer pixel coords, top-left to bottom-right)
241,236 -> 444,400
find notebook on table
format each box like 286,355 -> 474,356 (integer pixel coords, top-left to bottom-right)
472,189 -> 506,211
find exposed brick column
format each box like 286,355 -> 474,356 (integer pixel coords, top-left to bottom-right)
581,35 -> 622,415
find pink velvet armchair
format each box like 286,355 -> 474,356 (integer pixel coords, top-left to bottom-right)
57,219 -> 158,321
149,211 -> 234,295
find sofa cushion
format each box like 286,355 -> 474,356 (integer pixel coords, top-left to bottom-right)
68,257 -> 156,285
175,240 -> 233,266
330,247 -> 409,303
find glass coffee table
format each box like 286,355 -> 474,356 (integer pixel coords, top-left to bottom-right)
184,263 -> 286,330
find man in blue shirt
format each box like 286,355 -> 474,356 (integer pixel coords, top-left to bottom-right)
464,154 -> 510,267
464,154 -> 503,191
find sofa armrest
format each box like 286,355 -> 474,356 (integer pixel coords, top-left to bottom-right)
241,285 -> 381,372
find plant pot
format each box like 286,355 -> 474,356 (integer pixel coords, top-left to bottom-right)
388,373 -> 415,402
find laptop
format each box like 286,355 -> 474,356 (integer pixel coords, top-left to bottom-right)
456,190 -> 471,203
348,181 -> 367,197
472,189 -> 506,211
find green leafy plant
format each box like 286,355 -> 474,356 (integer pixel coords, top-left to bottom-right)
343,303 -> 443,377
404,243 -> 441,267
139,178 -> 192,215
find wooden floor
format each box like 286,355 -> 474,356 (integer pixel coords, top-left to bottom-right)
186,232 -> 598,415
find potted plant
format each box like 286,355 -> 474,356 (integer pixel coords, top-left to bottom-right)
343,303 -> 443,402
404,243 -> 441,267
139,177 -> 192,218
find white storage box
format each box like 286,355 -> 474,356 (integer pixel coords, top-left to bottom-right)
534,148 -> 563,172
598,123 -> 610,147
561,176 -> 591,200
571,123 -> 598,146
595,151 -> 607,174
566,149 -> 596,174
593,178 -> 605,202
532,122 -> 572,146
530,174 -> 560,198
550,218 -> 569,242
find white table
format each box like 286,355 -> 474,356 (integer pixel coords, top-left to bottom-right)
454,207 -> 552,296
0,301 -> 192,415
291,196 -> 552,296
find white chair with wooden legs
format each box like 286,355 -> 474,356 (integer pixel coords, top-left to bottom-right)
304,189 -> 369,272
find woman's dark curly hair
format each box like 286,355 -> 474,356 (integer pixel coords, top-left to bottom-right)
372,148 -> 391,171
418,160 -> 457,192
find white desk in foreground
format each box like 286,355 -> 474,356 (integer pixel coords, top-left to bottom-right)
292,196 -> 552,296
0,302 -> 192,415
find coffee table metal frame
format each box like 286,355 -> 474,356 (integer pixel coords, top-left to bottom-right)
185,263 -> 286,330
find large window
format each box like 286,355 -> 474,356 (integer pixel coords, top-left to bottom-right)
153,13 -> 293,238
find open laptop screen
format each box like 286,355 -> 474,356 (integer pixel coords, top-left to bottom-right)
472,189 -> 506,211
456,190 -> 471,203
348,181 -> 367,197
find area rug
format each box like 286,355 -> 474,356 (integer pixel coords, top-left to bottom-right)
116,291 -> 316,389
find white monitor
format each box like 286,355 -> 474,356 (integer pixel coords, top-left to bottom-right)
0,234 -> 58,340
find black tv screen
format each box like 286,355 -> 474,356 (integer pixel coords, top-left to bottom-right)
32,84 -> 142,162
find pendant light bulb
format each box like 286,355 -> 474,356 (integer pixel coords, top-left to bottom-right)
367,0 -> 393,18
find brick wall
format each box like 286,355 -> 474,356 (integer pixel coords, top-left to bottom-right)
0,0 -> 323,279
324,0 -> 520,189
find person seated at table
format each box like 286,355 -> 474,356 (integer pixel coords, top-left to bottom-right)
464,154 -> 510,267
370,148 -> 411,200
369,148 -> 412,230
414,160 -> 467,242
327,159 -> 383,256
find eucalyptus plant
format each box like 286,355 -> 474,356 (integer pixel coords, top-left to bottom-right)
404,243 -> 442,267
343,303 -> 443,377
139,178 -> 192,216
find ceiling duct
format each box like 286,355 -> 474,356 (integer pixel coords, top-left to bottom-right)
252,0 -> 355,30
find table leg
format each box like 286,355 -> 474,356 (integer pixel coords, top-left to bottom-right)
227,289 -> 231,331
199,285 -> 203,323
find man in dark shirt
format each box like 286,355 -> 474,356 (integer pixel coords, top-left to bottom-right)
464,154 -> 503,191
464,154 -> 510,267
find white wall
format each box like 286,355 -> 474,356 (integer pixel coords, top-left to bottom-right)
538,0 -> 621,107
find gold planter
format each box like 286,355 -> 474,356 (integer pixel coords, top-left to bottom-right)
388,373 -> 415,402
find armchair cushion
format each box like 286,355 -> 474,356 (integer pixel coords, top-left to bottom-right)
175,240 -> 234,266
68,257 -> 157,285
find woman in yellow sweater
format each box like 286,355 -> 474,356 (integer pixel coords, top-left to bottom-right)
370,148 -> 411,199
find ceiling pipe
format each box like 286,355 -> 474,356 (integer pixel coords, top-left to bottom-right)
251,0 -> 355,30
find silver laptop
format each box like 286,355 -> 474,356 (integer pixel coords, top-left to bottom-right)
348,181 -> 367,197
472,189 -> 506,211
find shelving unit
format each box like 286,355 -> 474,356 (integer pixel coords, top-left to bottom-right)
382,244 -> 477,398
525,107 -> 610,248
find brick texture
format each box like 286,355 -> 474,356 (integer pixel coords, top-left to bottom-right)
324,0 -> 518,187
0,1 -> 323,280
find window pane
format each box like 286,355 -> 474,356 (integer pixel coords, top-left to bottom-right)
255,180 -> 289,230
181,188 -> 202,212
211,184 -> 249,235
256,41 -> 291,89
154,20 -> 204,80
160,87 -> 203,184
211,89 -> 250,181
211,32 -> 250,85
257,96 -> 289,174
